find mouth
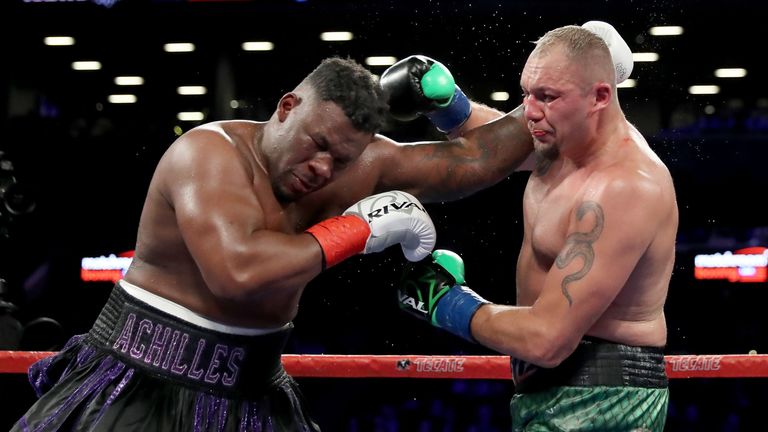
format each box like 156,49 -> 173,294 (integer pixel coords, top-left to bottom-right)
528,120 -> 549,139
291,173 -> 316,194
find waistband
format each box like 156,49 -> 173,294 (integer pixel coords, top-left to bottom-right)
118,280 -> 291,336
511,337 -> 668,393
87,283 -> 293,398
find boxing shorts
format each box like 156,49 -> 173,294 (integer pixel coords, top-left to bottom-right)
12,280 -> 321,431
510,337 -> 668,431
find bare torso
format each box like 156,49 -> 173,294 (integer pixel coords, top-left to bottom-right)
124,121 -> 381,327
515,124 -> 677,347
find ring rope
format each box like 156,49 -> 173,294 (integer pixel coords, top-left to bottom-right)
1,352 -> 766,379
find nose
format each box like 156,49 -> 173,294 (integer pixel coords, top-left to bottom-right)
308,153 -> 333,181
522,95 -> 544,123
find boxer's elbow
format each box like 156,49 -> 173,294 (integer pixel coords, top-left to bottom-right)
204,272 -> 257,301
528,331 -> 580,368
475,307 -> 572,368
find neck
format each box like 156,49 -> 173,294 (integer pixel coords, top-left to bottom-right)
566,103 -> 627,167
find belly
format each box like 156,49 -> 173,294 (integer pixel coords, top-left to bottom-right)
587,311 -> 667,347
125,258 -> 301,328
516,247 -> 667,347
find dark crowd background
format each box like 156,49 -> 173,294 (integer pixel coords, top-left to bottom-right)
1,0 -> 767,431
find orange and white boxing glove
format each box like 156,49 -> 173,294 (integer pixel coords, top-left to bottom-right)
306,191 -> 436,269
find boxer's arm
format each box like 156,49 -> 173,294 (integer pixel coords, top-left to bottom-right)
371,104 -> 533,203
374,55 -> 531,202
446,100 -> 506,139
448,101 -> 536,171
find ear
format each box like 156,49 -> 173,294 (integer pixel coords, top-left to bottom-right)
592,82 -> 612,112
277,93 -> 301,122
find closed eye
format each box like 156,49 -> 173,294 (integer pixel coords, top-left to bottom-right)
312,136 -> 327,151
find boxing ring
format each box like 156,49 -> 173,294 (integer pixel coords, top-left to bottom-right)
2,351 -> 767,379
2,351 -> 766,429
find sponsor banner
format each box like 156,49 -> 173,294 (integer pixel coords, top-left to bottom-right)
694,247 -> 767,283
81,251 -> 134,283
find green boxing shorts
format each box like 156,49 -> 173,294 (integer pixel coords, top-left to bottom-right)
511,385 -> 668,431
510,337 -> 668,431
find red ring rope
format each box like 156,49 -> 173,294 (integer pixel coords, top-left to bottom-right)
1,352 -> 766,379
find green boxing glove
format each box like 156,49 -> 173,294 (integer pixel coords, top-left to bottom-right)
380,55 -> 472,134
398,249 -> 489,342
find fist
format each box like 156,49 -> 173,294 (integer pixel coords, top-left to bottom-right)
398,249 -> 489,342
380,55 -> 456,121
344,190 -> 436,262
582,21 -> 634,84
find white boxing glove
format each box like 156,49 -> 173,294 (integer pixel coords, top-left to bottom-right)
343,190 -> 436,262
306,190 -> 436,269
582,20 -> 634,84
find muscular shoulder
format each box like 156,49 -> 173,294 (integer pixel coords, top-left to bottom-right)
591,163 -> 663,202
164,122 -> 247,167
580,161 -> 675,242
157,122 -> 257,192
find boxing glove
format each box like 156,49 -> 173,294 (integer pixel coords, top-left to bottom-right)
380,55 -> 471,134
306,191 -> 436,269
398,249 -> 489,342
582,20 -> 634,84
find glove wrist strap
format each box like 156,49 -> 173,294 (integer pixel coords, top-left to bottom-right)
306,215 -> 370,269
432,285 -> 489,343
424,86 -> 472,134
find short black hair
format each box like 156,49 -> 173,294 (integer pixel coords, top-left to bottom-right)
302,57 -> 389,134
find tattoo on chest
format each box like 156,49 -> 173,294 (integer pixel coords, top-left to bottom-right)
554,201 -> 604,306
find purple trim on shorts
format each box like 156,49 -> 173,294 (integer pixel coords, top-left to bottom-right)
193,393 -> 204,432
28,335 -> 91,397
28,357 -> 55,398
73,361 -> 126,428
239,401 -> 249,432
217,398 -> 229,431
93,367 -> 135,426
17,416 -> 29,432
29,357 -> 120,432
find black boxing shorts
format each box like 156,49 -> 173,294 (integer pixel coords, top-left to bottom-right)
11,280 -> 321,432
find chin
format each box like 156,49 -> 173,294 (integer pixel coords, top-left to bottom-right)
533,139 -> 552,152
273,182 -> 297,203
534,141 -> 560,160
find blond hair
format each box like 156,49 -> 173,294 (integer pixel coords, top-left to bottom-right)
532,25 -> 615,87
